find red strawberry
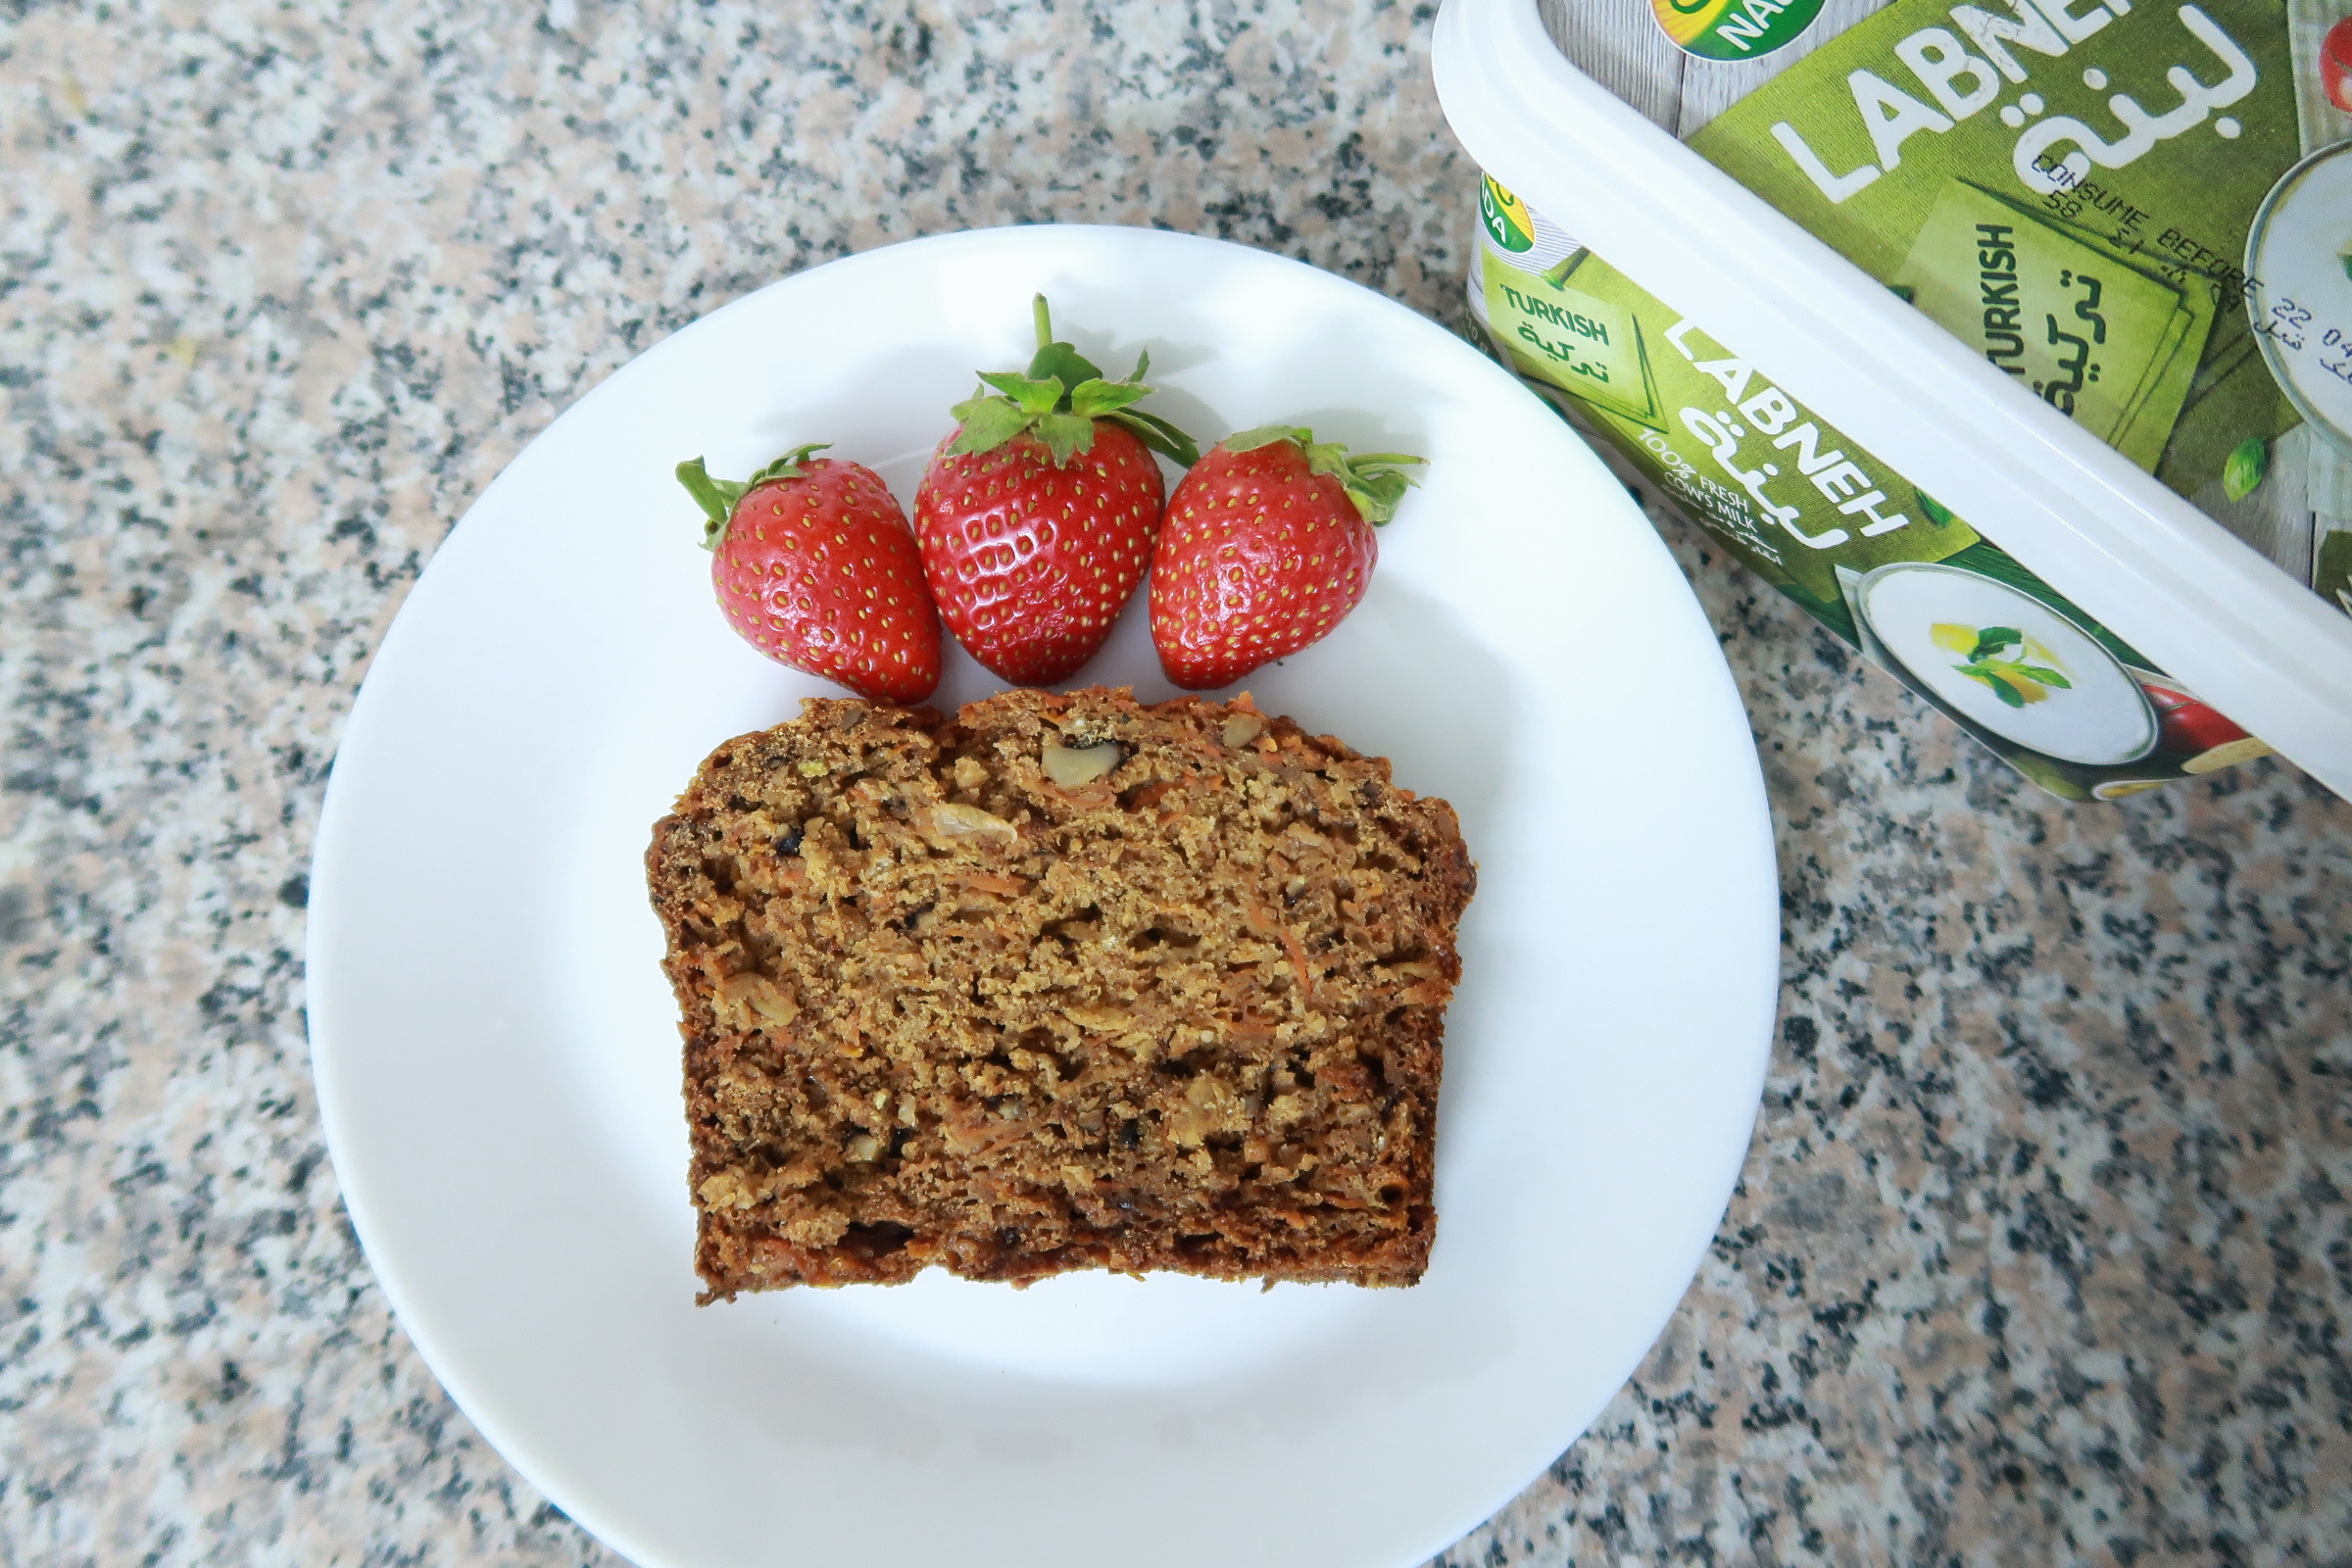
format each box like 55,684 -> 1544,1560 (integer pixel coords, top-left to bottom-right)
916,295 -> 1199,685
1150,425 -> 1423,690
676,443 -> 942,704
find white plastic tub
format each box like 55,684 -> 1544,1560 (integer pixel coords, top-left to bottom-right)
1435,0 -> 2352,800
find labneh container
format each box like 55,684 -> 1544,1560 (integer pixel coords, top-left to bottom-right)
1434,0 -> 2352,801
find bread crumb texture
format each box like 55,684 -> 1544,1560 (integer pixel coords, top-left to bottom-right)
646,686 -> 1475,1298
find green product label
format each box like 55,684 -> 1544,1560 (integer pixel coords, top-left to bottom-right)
1481,262 -> 1655,422
1687,0 -> 2306,504
1479,175 -> 1537,254
1486,256 -> 1981,634
1890,181 -> 2214,471
1650,0 -> 1830,63
1478,241 -> 2252,803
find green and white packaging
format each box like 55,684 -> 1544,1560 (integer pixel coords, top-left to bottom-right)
1442,0 -> 2352,801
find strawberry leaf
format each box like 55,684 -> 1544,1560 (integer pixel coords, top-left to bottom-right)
1221,425 -> 1426,525
977,371 -> 1068,415
1026,341 -> 1105,389
1107,409 -> 1201,467
675,460 -> 743,548
676,444 -> 828,550
1036,411 -> 1097,466
1067,378 -> 1152,418
1225,424 -> 1311,454
744,443 -> 830,487
946,294 -> 1197,468
1347,468 -> 1417,524
948,393 -> 1034,456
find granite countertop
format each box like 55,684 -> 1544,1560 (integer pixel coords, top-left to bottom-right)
5,1 -> 2348,1563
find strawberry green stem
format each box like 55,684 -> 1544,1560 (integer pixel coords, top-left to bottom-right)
945,295 -> 1200,468
1222,425 -> 1426,525
675,443 -> 830,550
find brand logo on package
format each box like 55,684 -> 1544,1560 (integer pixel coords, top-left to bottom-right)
1479,176 -> 1538,253
1650,0 -> 1828,62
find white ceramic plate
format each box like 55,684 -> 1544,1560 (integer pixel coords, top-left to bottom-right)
306,225 -> 1779,1568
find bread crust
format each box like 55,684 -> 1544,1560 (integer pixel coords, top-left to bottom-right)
646,686 -> 1474,1298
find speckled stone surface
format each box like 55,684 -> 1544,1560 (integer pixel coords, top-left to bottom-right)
3,1 -> 2347,1564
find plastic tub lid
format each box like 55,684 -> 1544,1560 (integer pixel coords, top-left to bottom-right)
1434,0 -> 2352,800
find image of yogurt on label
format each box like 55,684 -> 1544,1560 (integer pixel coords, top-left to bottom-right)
2247,141 -> 2352,451
1858,564 -> 2157,765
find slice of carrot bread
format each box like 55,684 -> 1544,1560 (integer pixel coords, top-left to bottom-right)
646,685 -> 1474,1298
